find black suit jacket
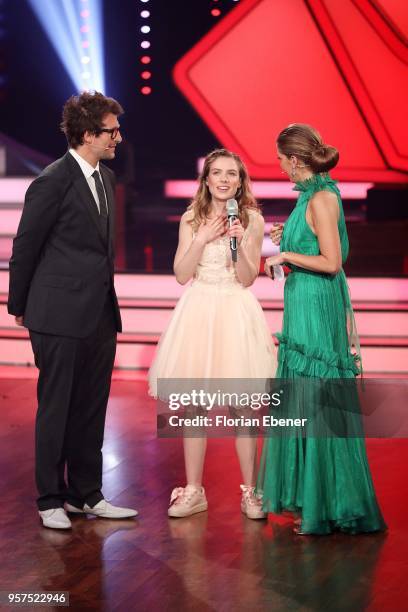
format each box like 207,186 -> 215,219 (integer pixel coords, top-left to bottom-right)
8,151 -> 122,338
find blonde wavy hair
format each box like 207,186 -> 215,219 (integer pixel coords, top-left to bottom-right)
187,148 -> 259,231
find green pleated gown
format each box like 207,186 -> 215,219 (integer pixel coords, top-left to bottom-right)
257,174 -> 386,534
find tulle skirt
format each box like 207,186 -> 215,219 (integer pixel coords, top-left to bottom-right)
148,279 -> 277,396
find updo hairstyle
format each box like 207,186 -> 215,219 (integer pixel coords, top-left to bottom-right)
277,123 -> 339,173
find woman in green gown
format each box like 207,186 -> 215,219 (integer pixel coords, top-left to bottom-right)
257,124 -> 386,534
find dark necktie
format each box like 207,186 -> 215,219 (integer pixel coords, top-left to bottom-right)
92,170 -> 108,240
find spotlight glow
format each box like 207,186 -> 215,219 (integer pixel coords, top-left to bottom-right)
141,40 -> 151,49
140,10 -> 150,18
27,0 -> 105,93
141,86 -> 152,95
141,55 -> 151,64
141,25 -> 150,33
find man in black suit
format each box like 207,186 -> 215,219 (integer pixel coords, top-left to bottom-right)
8,92 -> 137,529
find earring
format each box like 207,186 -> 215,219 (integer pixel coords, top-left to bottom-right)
290,166 -> 297,179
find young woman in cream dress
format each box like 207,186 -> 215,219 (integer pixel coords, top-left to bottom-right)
149,149 -> 276,518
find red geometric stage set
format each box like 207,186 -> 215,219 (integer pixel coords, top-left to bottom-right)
174,0 -> 408,182
0,0 -> 407,610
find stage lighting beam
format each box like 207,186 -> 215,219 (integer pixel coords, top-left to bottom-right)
27,0 -> 105,93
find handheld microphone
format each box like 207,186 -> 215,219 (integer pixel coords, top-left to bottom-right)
226,198 -> 239,262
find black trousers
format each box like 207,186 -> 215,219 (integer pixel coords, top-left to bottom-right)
30,296 -> 117,511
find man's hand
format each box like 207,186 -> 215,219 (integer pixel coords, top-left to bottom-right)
15,316 -> 24,326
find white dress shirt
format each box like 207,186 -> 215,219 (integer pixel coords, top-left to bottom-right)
69,148 -> 108,215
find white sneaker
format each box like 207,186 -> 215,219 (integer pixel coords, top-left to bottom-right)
65,502 -> 84,514
83,499 -> 138,519
168,485 -> 208,518
240,485 -> 266,520
39,508 -> 72,529
66,500 -> 137,518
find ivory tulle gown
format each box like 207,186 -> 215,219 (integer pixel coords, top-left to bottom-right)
148,210 -> 277,394
256,174 -> 386,534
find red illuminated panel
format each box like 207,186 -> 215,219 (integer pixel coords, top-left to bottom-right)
309,0 -> 408,170
375,0 -> 408,39
173,0 -> 408,182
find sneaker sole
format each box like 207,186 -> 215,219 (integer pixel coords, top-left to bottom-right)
88,513 -> 138,519
41,522 -> 72,529
168,502 -> 208,518
241,507 -> 267,520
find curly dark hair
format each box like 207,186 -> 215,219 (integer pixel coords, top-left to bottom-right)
60,91 -> 124,148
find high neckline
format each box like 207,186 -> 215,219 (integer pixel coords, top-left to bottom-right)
293,173 -> 337,193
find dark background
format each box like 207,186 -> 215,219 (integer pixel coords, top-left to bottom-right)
1,1 -> 243,271
1,0 -> 407,275
2,0 -> 231,181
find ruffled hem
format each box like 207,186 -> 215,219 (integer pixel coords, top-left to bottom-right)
256,434 -> 387,534
275,332 -> 361,377
258,499 -> 386,534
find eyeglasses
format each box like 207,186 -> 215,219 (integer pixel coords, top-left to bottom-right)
96,127 -> 120,139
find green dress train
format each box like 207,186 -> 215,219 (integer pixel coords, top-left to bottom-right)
257,174 -> 386,534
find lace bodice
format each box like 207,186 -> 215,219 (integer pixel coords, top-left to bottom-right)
193,209 -> 262,286
195,235 -> 238,285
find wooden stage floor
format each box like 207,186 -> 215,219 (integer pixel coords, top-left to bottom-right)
1,378 -> 407,611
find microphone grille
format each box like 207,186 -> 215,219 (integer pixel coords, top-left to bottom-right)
226,199 -> 239,215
